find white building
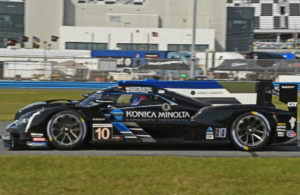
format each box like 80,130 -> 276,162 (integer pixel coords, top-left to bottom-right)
25,0 -> 227,51
60,26 -> 215,51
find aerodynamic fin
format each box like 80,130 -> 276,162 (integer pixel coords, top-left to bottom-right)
256,80 -> 274,107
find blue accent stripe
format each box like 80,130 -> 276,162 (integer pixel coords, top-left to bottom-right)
118,80 -> 224,89
112,122 -> 140,142
112,122 -> 132,133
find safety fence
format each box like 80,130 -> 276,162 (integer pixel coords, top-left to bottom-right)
0,56 -> 300,81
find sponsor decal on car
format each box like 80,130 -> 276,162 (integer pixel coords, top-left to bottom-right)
125,86 -> 153,93
93,124 -> 113,128
195,89 -> 225,95
289,117 -> 296,129
286,130 -> 296,138
92,118 -> 106,121
277,132 -> 285,137
282,85 -> 295,89
287,102 -> 297,108
161,103 -> 171,112
26,141 -> 47,147
32,137 -> 47,142
125,111 -> 190,119
112,135 -> 123,141
276,123 -> 286,132
206,127 -> 214,140
93,124 -> 113,141
30,133 -> 44,137
215,128 -> 226,138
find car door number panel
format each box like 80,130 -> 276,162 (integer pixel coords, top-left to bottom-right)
92,124 -> 113,141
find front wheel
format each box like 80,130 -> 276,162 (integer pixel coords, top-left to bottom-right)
46,110 -> 87,150
231,112 -> 270,151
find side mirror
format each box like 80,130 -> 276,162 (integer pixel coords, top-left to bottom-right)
93,99 -> 114,104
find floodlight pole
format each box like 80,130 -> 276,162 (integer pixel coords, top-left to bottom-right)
190,0 -> 197,79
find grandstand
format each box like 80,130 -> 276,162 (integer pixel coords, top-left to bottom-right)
228,0 -> 300,45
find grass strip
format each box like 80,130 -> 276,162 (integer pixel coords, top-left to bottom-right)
0,89 -> 88,121
0,156 -> 299,194
219,81 -> 256,93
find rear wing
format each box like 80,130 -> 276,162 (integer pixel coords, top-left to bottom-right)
279,84 -> 298,114
256,80 -> 298,114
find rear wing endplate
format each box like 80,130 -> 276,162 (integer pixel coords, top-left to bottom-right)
256,80 -> 298,114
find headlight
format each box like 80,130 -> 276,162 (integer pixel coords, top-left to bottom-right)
7,110 -> 43,133
16,118 -> 29,126
15,110 -> 37,126
6,117 -> 29,130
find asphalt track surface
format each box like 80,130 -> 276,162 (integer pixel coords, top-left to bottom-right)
0,121 -> 300,157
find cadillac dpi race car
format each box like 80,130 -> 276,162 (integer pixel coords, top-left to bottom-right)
2,80 -> 298,151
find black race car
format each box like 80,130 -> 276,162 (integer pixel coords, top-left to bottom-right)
2,80 -> 298,151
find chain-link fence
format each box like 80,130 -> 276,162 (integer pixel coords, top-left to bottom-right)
0,56 -> 300,82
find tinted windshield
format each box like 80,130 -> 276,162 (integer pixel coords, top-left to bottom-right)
79,93 -> 102,107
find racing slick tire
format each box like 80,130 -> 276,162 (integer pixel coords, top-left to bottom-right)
46,110 -> 87,150
230,112 -> 271,151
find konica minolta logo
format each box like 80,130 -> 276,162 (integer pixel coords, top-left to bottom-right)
126,111 -> 190,119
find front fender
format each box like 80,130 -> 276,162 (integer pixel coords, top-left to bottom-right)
24,107 -> 80,136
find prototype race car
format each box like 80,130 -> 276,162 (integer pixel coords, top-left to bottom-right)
2,80 -> 298,151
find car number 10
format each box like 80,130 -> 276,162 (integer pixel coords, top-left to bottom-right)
95,128 -> 111,140
92,124 -> 113,141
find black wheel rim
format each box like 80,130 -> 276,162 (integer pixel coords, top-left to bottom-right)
235,115 -> 267,147
50,114 -> 83,146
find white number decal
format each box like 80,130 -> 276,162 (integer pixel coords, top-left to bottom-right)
95,128 -> 111,140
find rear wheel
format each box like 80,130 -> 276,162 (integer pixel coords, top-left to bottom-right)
46,110 -> 87,150
231,112 -> 270,151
